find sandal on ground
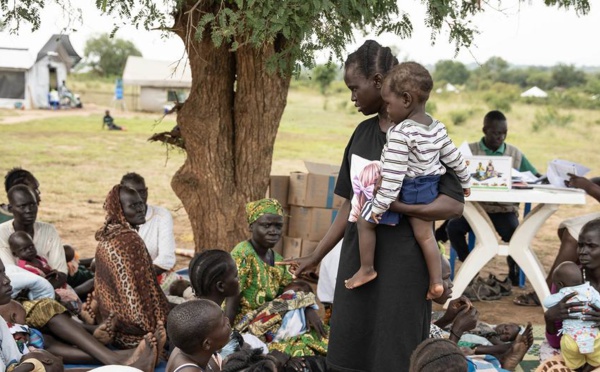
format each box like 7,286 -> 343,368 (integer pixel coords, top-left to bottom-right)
485,274 -> 512,296
513,291 -> 541,307
464,278 -> 501,302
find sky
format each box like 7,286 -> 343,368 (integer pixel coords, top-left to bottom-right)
1,0 -> 599,68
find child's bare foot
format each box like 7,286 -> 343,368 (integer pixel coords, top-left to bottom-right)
154,320 -> 167,362
93,312 -> 115,345
80,296 -> 98,325
500,322 -> 533,370
427,282 -> 444,300
345,267 -> 377,289
125,333 -> 157,372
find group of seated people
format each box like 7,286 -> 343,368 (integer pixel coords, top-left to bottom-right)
0,163 -> 597,372
0,168 -> 334,372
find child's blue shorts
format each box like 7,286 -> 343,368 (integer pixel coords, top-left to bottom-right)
361,175 -> 441,225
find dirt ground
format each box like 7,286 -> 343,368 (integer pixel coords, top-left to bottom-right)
3,106 -> 599,327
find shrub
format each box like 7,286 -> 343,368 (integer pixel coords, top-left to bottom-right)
531,107 -> 574,132
449,109 -> 472,126
426,101 -> 437,115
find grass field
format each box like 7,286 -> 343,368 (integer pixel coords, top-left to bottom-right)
0,82 -> 599,324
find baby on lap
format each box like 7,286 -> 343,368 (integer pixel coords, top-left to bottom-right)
9,231 -> 82,314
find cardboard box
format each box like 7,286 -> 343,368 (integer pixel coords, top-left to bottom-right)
272,208 -> 290,256
267,175 -> 290,207
301,240 -> 319,256
282,236 -> 302,258
288,161 -> 343,209
287,206 -> 338,241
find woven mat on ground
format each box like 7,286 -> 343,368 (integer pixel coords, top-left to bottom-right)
515,324 -> 545,372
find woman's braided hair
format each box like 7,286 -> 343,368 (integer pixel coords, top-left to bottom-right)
344,40 -> 399,78
188,249 -> 232,297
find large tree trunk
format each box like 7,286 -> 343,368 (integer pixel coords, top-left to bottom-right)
171,3 -> 292,251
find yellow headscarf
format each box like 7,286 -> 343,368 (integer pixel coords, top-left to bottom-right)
246,198 -> 284,225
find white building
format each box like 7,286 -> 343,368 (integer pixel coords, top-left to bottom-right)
0,35 -> 81,109
520,86 -> 548,98
122,56 -> 192,112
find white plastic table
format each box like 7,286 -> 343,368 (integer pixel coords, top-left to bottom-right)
445,187 -> 587,310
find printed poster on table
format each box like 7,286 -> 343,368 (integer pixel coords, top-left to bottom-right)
465,156 -> 512,191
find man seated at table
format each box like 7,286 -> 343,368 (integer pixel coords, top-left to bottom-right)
446,110 -> 542,286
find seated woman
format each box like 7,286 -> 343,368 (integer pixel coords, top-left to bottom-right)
515,174 -> 600,306
0,256 -> 159,370
9,231 -> 82,314
0,168 -> 41,224
539,218 -> 600,371
225,198 -> 327,357
85,184 -> 170,350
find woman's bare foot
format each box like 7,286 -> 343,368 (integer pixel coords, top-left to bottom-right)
427,282 -> 444,300
154,320 -> 167,362
345,267 -> 377,289
124,333 -> 157,372
93,312 -> 115,345
80,295 -> 98,325
500,322 -> 533,370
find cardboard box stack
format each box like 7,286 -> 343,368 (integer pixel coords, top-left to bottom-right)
284,162 -> 342,258
266,176 -> 290,256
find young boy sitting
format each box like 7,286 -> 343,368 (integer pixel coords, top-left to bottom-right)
543,261 -> 600,371
9,231 -> 82,314
166,299 -> 232,372
346,62 -> 471,298
0,300 -> 44,353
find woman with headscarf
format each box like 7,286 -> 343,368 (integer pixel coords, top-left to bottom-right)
225,198 -> 327,357
92,185 -> 169,350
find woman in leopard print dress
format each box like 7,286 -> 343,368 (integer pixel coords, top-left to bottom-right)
94,184 -> 170,349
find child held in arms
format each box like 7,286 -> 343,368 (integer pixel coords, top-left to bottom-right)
346,62 -> 471,300
9,231 -> 82,314
543,261 -> 600,371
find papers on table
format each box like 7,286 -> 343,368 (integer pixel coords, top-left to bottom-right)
546,159 -> 590,188
512,169 -> 539,183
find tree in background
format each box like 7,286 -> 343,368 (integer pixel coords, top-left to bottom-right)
84,34 -> 142,77
433,60 -> 470,85
552,64 -> 587,88
312,64 -> 339,95
2,0 -> 591,251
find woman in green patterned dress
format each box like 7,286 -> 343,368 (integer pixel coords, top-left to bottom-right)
225,198 -> 327,357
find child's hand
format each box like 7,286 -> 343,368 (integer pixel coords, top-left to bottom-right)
463,188 -> 471,197
373,177 -> 383,195
305,308 -> 327,339
371,212 -> 382,224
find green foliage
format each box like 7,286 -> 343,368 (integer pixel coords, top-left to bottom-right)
449,108 -> 475,126
311,64 -> 339,95
426,101 -> 437,115
531,107 -> 574,132
584,74 -> 600,95
480,82 -> 519,112
525,70 -> 553,91
551,64 -> 587,88
2,0 -> 590,76
84,33 -> 142,77
433,60 -> 470,85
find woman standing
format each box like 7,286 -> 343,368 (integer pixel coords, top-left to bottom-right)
93,185 -> 170,349
286,40 -> 464,371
